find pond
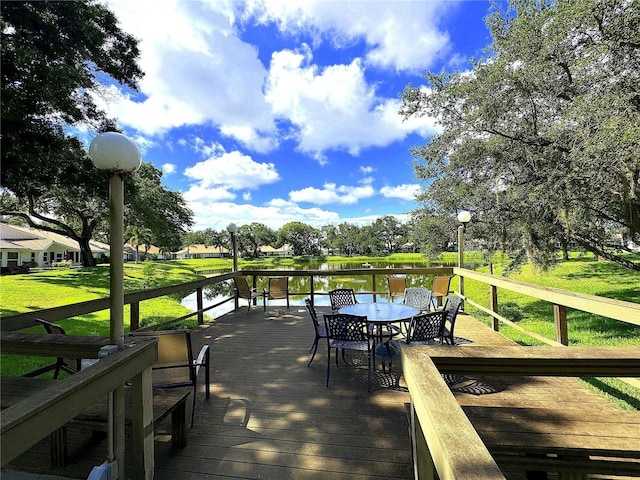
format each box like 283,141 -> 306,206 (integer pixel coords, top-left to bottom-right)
181,259 -> 484,319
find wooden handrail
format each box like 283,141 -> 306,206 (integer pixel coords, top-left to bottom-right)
1,337 -> 157,469
402,345 -> 506,480
454,267 -> 640,326
416,345 -> 640,377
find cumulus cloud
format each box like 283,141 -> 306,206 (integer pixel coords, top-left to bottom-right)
162,163 -> 177,175
380,184 -> 422,201
184,150 -> 280,190
191,200 -> 340,230
289,182 -> 376,205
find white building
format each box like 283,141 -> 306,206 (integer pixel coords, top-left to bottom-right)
0,223 -> 110,268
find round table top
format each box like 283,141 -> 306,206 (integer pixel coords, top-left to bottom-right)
338,302 -> 419,323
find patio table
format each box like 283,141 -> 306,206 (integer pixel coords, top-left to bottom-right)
338,302 -> 419,368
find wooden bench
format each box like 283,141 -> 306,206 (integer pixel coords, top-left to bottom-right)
1,376 -> 190,467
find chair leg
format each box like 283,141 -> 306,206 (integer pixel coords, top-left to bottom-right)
190,385 -> 196,429
307,337 -> 319,367
326,344 -> 332,388
367,351 -> 372,393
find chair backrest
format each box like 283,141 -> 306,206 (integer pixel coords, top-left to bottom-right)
404,287 -> 432,312
305,298 -> 320,328
37,318 -> 66,335
233,276 -> 252,299
387,276 -> 406,299
329,288 -> 357,311
406,311 -> 445,344
432,276 -> 452,298
129,330 -> 194,387
442,296 -> 463,342
268,277 -> 288,300
323,313 -> 369,342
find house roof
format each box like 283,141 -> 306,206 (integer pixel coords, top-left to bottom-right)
176,244 -> 229,255
0,223 -> 110,254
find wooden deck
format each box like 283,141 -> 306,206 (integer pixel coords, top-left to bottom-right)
3,304 -> 639,479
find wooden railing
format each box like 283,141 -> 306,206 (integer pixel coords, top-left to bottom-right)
402,345 -> 640,480
1,336 -> 157,478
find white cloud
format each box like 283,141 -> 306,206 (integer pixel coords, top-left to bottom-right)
191,200 -> 340,231
360,166 -> 375,174
183,186 -> 236,203
265,47 -> 437,160
162,163 -> 177,175
184,150 -> 280,190
289,182 -> 375,205
99,0 -> 276,150
380,184 -> 421,201
242,0 -> 454,72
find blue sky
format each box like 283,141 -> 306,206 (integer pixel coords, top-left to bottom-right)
98,0 -> 495,232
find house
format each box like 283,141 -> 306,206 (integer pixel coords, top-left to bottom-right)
259,244 -> 293,256
174,244 -> 229,259
0,223 -> 110,268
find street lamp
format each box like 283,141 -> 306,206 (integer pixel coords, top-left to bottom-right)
457,210 -> 471,308
226,223 -> 238,272
89,131 -> 141,480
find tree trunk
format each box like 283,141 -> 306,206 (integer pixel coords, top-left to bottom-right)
79,238 -> 97,267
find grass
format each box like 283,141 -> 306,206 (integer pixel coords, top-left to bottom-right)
1,252 -> 639,408
462,252 -> 640,409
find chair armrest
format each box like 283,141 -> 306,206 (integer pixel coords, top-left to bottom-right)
194,344 -> 210,399
194,344 -> 209,370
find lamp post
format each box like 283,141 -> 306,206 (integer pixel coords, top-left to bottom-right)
457,210 -> 471,306
89,131 -> 141,480
226,223 -> 238,272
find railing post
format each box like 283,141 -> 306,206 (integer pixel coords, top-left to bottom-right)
554,304 -> 569,346
196,287 -> 204,325
130,301 -> 140,332
310,275 -> 315,306
490,285 -> 499,332
372,273 -> 377,302
252,275 -> 258,307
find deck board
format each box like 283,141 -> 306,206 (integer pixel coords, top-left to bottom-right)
3,305 -> 639,479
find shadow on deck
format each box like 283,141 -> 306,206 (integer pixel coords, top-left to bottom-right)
4,305 -> 638,479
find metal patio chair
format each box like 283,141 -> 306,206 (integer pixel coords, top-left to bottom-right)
441,296 -> 463,345
404,311 -> 446,345
323,313 -> 374,392
128,329 -> 210,428
233,276 -> 266,313
431,275 -> 452,309
329,288 -> 357,312
266,276 -> 290,309
387,275 -> 406,303
304,298 -> 327,366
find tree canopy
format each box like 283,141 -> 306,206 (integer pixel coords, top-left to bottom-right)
1,1 -> 192,265
400,0 -> 640,270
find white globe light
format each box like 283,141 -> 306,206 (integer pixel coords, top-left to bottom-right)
89,132 -> 141,173
226,223 -> 238,233
457,210 -> 472,224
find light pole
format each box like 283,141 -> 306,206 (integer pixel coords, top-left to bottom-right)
457,210 -> 471,306
226,223 -> 238,272
89,131 -> 141,480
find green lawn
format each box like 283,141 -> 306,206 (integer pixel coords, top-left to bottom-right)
1,253 -> 638,408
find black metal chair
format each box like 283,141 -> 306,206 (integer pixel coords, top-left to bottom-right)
23,319 -> 96,379
128,330 -> 210,428
323,313 -> 374,392
329,288 -> 357,311
405,311 -> 446,345
304,299 -> 327,366
441,296 -> 462,345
